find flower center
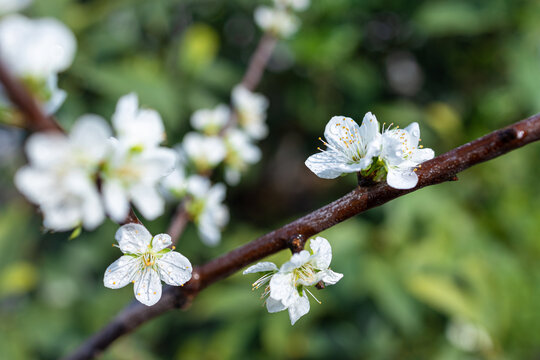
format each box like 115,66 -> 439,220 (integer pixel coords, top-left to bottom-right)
294,263 -> 316,286
142,251 -> 156,267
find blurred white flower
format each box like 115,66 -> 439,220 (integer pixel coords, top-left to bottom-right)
0,15 -> 75,78
232,85 -> 268,140
244,236 -> 343,325
446,319 -> 493,353
102,94 -> 176,222
0,14 -> 76,114
0,0 -> 32,15
182,132 -> 226,172
15,115 -> 110,231
104,224 -> 192,306
305,113 -> 382,179
161,164 -> 188,200
380,122 -> 434,189
223,129 -> 261,185
254,6 -> 300,38
274,0 -> 310,12
186,175 -> 229,246
190,104 -> 230,136
101,139 -> 176,223
112,93 -> 165,150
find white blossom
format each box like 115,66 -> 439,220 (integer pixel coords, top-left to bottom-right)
182,132 -> 226,172
223,129 -> 261,185
305,113 -> 382,179
104,224 -> 192,306
254,6 -> 300,39
190,104 -> 230,136
232,85 -> 269,140
0,14 -> 76,114
244,236 -> 343,325
446,319 -> 493,353
0,0 -> 32,15
101,139 -> 176,222
379,122 -> 434,189
186,176 -> 229,246
15,115 -> 110,231
274,0 -> 310,12
112,93 -> 165,150
0,15 -> 75,78
102,94 -> 176,222
161,164 -> 188,200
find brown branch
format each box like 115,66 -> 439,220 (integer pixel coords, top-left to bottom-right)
64,112 -> 540,360
0,59 -> 63,132
241,33 -> 278,91
167,201 -> 190,243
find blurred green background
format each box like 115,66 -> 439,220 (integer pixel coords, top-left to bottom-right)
2,0 -> 540,359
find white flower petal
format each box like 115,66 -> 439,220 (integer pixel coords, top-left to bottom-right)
304,152 -> 347,179
70,114 -> 111,163
134,267 -> 162,306
243,262 -> 278,274
152,233 -> 172,252
42,201 -> 82,231
309,236 -> 332,270
130,184 -> 164,221
323,116 -> 360,153
410,148 -> 435,164
115,223 -> 152,254
386,168 -> 418,189
404,122 -> 421,145
197,215 -> 221,246
25,132 -> 69,168
281,250 -> 310,273
266,297 -> 287,313
102,180 -> 130,223
269,272 -> 297,306
104,255 -> 139,289
113,93 -> 165,148
359,112 -> 380,145
156,251 -> 192,286
288,293 -> 310,325
0,15 -> 76,77
14,166 -> 55,204
316,269 -> 344,285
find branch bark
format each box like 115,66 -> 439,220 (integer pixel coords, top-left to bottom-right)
64,112 -> 540,360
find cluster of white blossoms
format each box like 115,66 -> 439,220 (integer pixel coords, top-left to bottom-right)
244,237 -> 343,325
104,224 -> 192,306
15,93 -> 176,231
0,11 -> 76,119
161,84 -> 267,246
305,112 -> 435,189
254,0 -> 310,38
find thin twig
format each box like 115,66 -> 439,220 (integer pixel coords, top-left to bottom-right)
64,112 -> 540,360
169,32 -> 278,244
0,59 -> 62,132
241,33 -> 278,91
167,201 -> 190,243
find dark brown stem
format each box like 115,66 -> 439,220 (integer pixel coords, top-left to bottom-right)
64,113 -> 540,360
